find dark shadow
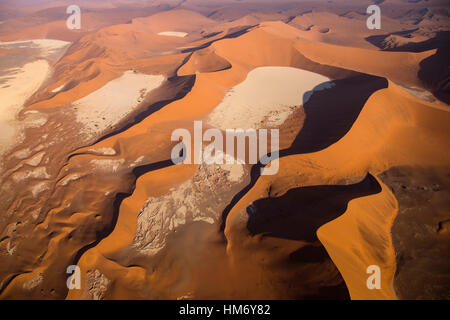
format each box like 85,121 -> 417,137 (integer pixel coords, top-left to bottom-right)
417,44 -> 450,104
246,174 -> 382,242
366,30 -> 450,53
181,25 -> 256,53
220,74 -> 388,231
289,245 -> 331,264
201,31 -> 222,39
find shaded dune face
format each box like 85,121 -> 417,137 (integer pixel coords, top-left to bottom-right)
247,174 -> 382,243
241,174 -> 382,299
178,48 -> 232,75
418,43 -> 450,104
219,74 -> 388,232
0,1 -> 449,300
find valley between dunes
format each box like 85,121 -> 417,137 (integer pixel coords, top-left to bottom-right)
0,1 -> 448,300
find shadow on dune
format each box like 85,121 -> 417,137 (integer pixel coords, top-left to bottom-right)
242,174 -> 381,300
365,30 -> 450,53
289,244 -> 331,264
220,74 -> 388,231
417,44 -> 450,104
246,174 -> 382,242
181,25 -> 256,53
283,74 -> 388,155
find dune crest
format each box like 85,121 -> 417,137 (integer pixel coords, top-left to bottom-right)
0,1 -> 448,301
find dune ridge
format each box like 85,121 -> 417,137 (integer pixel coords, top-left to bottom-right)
0,2 -> 448,300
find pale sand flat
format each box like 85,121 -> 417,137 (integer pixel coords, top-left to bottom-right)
0,39 -> 70,56
73,71 -> 165,138
0,60 -> 50,157
51,84 -> 65,93
0,39 -> 71,161
157,31 -> 188,38
207,66 -> 333,130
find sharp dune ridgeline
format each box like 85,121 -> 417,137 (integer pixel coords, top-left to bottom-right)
0,0 -> 448,301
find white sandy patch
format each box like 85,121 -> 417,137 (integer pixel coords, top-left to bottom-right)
12,148 -> 33,160
129,155 -> 145,168
12,167 -> 50,183
193,217 -> 215,224
30,181 -> 50,197
58,173 -> 83,186
219,163 -> 245,182
23,273 -> 43,290
23,110 -> 48,128
90,159 -> 125,173
0,39 -> 71,56
25,152 -> 45,167
74,71 -> 165,138
0,60 -> 50,157
396,82 -> 436,103
6,241 -> 17,255
86,269 -> 110,300
158,31 -> 188,38
88,147 -> 117,156
205,150 -> 245,183
133,161 -> 245,255
208,66 -> 332,130
177,292 -> 194,300
31,208 -> 41,220
51,84 -> 65,93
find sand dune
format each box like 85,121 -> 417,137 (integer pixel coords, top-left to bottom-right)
0,1 -> 448,301
178,47 -> 231,75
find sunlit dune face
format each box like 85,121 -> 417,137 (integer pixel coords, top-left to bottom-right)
0,0 -> 449,301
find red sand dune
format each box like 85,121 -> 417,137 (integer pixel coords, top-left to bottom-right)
0,0 -> 448,300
